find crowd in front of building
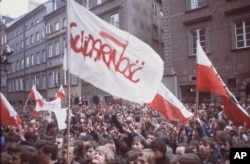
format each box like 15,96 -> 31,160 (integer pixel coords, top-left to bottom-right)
1,101 -> 250,164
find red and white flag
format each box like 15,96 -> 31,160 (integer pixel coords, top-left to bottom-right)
65,0 -> 163,103
29,85 -> 45,107
148,83 -> 194,125
55,85 -> 65,99
0,92 -> 22,127
35,98 -> 62,112
196,40 -> 250,128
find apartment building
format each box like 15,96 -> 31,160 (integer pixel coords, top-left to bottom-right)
162,0 -> 250,103
1,0 -> 163,106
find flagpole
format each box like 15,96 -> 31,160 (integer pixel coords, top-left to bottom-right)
66,0 -> 71,163
22,93 -> 30,111
195,90 -> 199,118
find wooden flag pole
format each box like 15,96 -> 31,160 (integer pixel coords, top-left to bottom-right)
195,90 -> 199,118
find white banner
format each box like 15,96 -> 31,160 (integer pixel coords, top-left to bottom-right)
66,0 -> 164,103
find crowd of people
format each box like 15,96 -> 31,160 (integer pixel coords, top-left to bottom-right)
1,102 -> 250,164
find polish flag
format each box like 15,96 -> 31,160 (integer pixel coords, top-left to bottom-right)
65,0 -> 163,103
34,98 -> 62,112
196,42 -> 228,98
29,85 -> 45,107
196,41 -> 250,128
0,92 -> 22,127
55,85 -> 65,99
148,83 -> 194,125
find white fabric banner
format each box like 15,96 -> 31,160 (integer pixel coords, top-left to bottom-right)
52,108 -> 67,130
66,0 -> 164,103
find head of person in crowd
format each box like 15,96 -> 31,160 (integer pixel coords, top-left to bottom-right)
38,143 -> 58,164
191,127 -> 203,141
146,130 -> 156,144
46,122 -> 57,136
9,144 -> 38,164
125,149 -> 140,164
132,136 -> 145,151
175,143 -> 188,155
199,137 -> 217,162
216,130 -> 232,157
170,153 -> 201,164
137,148 -> 156,164
92,145 -> 115,164
189,140 -> 200,154
83,140 -> 98,163
159,121 -> 170,135
149,137 -> 171,163
62,142 -> 78,164
55,134 -> 64,150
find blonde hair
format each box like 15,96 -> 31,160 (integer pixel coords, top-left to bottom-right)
95,145 -> 115,163
139,148 -> 155,164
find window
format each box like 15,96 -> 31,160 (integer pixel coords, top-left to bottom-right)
42,28 -> 46,38
26,37 -> 29,46
189,0 -> 204,10
21,41 -> 24,48
46,24 -> 53,34
26,56 -> 30,68
191,28 -> 206,55
55,21 -> 60,31
86,0 -> 92,9
235,19 -> 250,49
42,75 -> 46,89
97,0 -> 104,5
16,60 -> 19,71
21,59 -> 24,70
31,54 -> 35,66
20,78 -> 24,90
31,34 -> 34,44
48,71 -> 60,88
55,41 -> 60,56
48,43 -> 53,58
63,18 -> 67,28
42,50 -> 46,63
15,79 -> 19,91
36,52 -> 40,65
110,13 -> 119,28
25,78 -> 30,91
36,32 -> 40,42
152,2 -> 157,14
71,74 -> 78,85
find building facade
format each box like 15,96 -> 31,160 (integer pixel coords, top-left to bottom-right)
1,0 -> 163,106
162,0 -> 250,104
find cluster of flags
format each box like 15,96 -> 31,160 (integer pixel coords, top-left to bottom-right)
0,85 -> 66,129
1,0 -> 248,130
64,0 -> 249,127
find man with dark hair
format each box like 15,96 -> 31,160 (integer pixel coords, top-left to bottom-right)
198,137 -> 220,164
150,137 -> 173,164
38,144 -> 58,164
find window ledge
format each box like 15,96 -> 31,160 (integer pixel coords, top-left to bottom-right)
225,5 -> 250,15
183,15 -> 212,26
231,47 -> 250,52
185,5 -> 208,13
